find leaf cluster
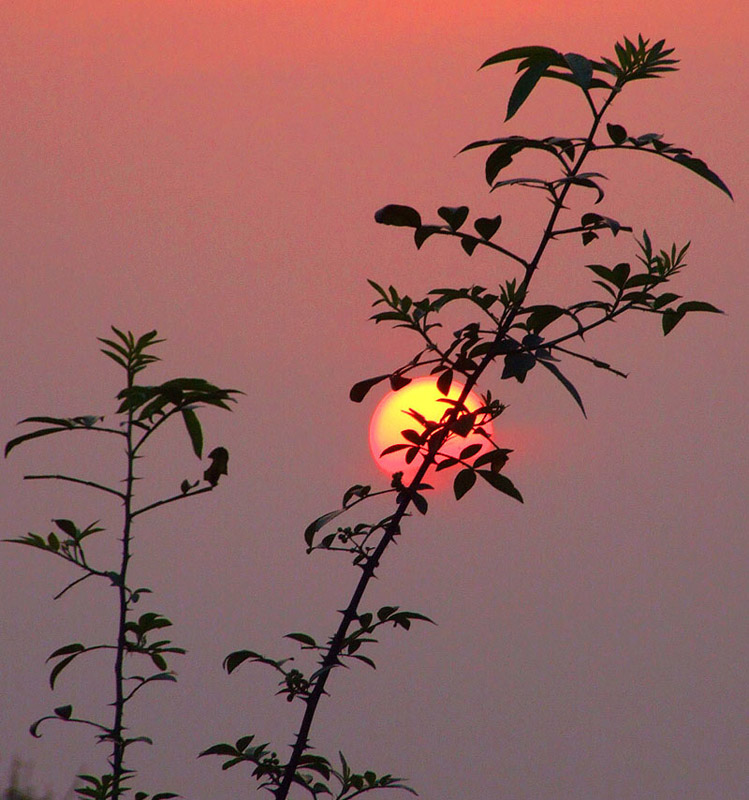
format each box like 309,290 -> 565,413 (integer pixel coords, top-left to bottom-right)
207,34 -> 729,800
200,741 -> 416,800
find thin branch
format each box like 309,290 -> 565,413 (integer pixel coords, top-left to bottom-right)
131,485 -> 214,518
551,223 -> 633,237
54,572 -> 95,600
430,228 -> 529,268
24,474 -> 126,500
551,344 -> 628,377
131,406 -> 183,455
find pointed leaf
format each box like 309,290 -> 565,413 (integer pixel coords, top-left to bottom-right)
662,309 -> 684,336
285,632 -> 318,647
5,427 -> 72,457
480,45 -> 560,70
48,643 -> 86,660
453,468 -> 476,501
49,653 -> 80,689
671,155 -> 733,199
501,352 -> 536,383
563,52 -> 593,89
485,144 -> 517,185
304,509 -> 344,548
411,492 -> 428,514
525,305 -> 565,333
199,743 -> 239,758
537,360 -> 587,417
182,408 -> 203,458
606,123 -> 627,145
653,293 -> 681,310
459,443 -> 482,460
436,369 -> 453,396
222,649 -> 267,674
477,470 -> 524,502
414,225 -> 442,249
506,55 -> 555,120
461,237 -> 479,256
676,301 -> 723,315
53,520 -> 79,539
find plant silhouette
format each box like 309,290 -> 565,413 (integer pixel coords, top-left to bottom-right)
5,329 -> 240,800
6,34 -> 731,800
203,35 -> 729,800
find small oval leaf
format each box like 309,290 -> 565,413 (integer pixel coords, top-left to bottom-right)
374,204 -> 422,228
453,468 -> 476,501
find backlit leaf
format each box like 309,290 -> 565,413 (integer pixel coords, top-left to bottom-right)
436,369 -> 453,396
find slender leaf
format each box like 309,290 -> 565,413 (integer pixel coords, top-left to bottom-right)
563,52 -> 593,89
304,509 -> 344,548
477,470 -> 524,502
671,155 -> 733,199
506,55 -> 555,120
414,225 -> 442,249
182,408 -> 203,458
5,427 -> 72,457
537,360 -> 587,417
676,300 -> 723,315
49,653 -> 81,690
480,45 -> 560,70
285,633 -> 318,647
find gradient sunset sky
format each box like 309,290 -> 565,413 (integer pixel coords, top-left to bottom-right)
1,2 -> 747,799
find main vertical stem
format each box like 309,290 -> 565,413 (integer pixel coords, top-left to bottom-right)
275,86 -> 620,800
111,364 -> 136,798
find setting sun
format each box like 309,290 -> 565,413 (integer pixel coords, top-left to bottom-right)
369,376 -> 493,479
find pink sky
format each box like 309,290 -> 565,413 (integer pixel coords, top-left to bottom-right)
1,2 -> 747,799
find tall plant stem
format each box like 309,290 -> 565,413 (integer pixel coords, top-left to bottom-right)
276,86 -> 620,800
111,365 -> 136,799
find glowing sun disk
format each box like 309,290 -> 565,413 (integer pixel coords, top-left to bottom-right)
369,377 -> 492,479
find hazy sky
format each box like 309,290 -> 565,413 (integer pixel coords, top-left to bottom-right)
1,2 -> 747,799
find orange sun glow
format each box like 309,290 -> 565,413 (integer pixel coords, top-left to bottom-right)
369,376 -> 493,479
